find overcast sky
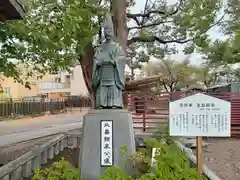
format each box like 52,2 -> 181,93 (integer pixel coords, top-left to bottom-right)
129,0 -> 227,66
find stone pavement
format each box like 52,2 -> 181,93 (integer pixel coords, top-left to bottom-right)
183,137 -> 240,180
202,138 -> 240,180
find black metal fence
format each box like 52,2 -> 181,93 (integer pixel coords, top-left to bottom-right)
64,95 -> 92,108
0,100 -> 65,118
0,96 -> 92,119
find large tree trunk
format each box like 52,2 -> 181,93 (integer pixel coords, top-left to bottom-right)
78,42 -> 95,107
111,0 -> 128,50
111,0 -> 128,107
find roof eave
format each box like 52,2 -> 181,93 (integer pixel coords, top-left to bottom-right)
0,0 -> 25,21
10,0 -> 25,18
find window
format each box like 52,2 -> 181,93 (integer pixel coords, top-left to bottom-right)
65,75 -> 71,84
54,77 -> 61,83
3,87 -> 11,95
40,82 -> 49,89
65,75 -> 70,79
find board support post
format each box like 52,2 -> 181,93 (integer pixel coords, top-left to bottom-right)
196,136 -> 203,175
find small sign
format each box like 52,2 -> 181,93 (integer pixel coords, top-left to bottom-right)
100,120 -> 113,166
169,93 -> 231,137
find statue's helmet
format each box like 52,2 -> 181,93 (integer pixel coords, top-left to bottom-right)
103,13 -> 114,38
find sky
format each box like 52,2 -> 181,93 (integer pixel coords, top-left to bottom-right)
129,0 -> 227,67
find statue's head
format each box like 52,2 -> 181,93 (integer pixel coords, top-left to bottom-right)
103,13 -> 114,41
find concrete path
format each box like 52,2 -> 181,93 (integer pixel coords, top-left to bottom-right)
0,122 -> 82,147
0,109 -> 153,147
0,112 -> 86,136
0,109 -> 88,147
0,122 -> 83,147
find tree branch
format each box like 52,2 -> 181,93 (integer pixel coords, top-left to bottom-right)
128,20 -> 173,31
127,11 -> 227,46
127,0 -> 227,46
126,0 -> 183,19
127,13 -> 141,26
160,80 -> 170,93
127,36 -> 188,46
140,0 -> 149,26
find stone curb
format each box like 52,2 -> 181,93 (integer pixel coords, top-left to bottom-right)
0,133 -> 82,180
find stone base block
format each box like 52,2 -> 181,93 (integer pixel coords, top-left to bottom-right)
79,109 -> 136,180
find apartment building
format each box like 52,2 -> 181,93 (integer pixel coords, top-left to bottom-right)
38,65 -> 88,99
0,65 -> 89,100
0,76 -> 39,99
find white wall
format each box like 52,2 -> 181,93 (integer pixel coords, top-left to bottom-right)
70,65 -> 89,96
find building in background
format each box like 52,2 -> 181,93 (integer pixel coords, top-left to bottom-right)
0,76 -> 38,99
206,82 -> 240,93
38,65 -> 88,100
0,65 -> 88,100
0,0 -> 24,98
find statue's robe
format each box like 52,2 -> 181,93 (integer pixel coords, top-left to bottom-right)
92,40 -> 125,108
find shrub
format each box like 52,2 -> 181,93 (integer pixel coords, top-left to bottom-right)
121,138 -> 206,180
32,139 -> 206,180
32,158 -> 80,180
143,138 -> 206,180
100,166 -> 132,180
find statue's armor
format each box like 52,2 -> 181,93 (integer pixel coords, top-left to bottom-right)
100,62 -> 115,86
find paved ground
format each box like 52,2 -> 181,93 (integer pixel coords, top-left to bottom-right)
0,135 -> 59,166
0,108 -> 147,147
1,108 -> 240,180
0,108 -> 88,136
203,138 -> 240,180
1,127 -> 240,180
0,122 -> 83,146
0,108 -> 88,147
0,129 -> 82,166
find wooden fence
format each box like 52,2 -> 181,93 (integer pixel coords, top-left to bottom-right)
128,91 -> 169,132
128,91 -> 240,136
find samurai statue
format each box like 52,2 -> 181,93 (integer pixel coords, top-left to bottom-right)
92,14 -> 126,109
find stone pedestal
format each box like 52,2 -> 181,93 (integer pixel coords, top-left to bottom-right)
79,109 -> 136,180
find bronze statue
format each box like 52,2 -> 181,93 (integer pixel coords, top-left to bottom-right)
92,14 -> 126,109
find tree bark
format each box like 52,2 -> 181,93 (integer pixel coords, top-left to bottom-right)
111,0 -> 128,51
111,0 -> 128,107
78,42 -> 95,107
130,67 -> 135,80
